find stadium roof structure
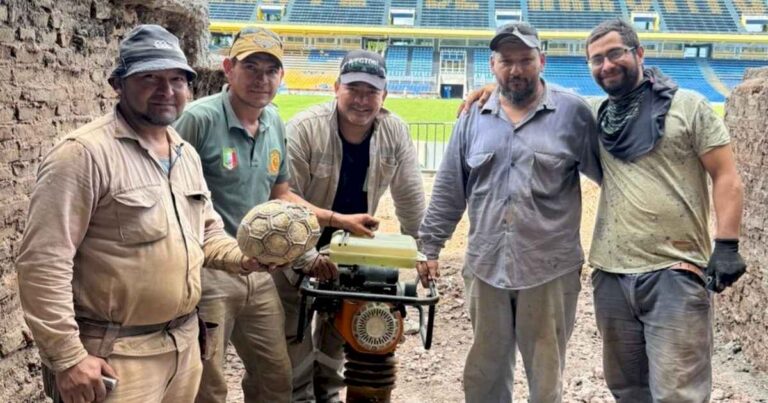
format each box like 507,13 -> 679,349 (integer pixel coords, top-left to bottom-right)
210,21 -> 768,44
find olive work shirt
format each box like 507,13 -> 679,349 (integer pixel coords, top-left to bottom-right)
15,110 -> 246,372
419,84 -> 602,289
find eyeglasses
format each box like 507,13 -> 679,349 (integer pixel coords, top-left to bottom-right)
587,47 -> 636,68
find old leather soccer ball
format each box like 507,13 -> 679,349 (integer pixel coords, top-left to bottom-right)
236,200 -> 322,266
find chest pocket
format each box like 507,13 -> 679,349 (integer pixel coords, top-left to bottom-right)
466,152 -> 494,196
530,152 -> 573,198
112,186 -> 168,245
376,156 -> 399,191
183,190 -> 210,246
313,161 -> 334,179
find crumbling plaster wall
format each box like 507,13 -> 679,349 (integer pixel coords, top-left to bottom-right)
721,66 -> 768,371
0,0 -> 208,400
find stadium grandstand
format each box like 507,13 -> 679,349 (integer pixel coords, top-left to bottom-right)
207,0 -> 768,101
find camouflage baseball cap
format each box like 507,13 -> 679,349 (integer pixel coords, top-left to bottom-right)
229,27 -> 284,66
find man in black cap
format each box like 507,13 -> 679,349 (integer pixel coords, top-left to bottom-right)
418,22 -> 601,402
274,49 -> 426,402
16,24 -> 264,403
462,19 -> 746,402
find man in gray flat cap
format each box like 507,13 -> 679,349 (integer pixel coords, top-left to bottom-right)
418,22 -> 601,402
16,24 -> 265,403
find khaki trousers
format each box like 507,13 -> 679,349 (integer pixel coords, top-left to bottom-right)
464,270 -> 580,403
44,339 -> 202,403
195,269 -> 292,403
105,340 -> 202,402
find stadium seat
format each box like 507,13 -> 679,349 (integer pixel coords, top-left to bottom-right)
708,59 -> 768,89
386,46 -> 436,95
659,0 -> 739,32
645,58 -> 725,101
308,50 -> 347,63
411,47 -> 435,77
287,0 -> 387,24
625,0 -> 654,11
209,1 -> 258,21
543,56 -> 604,96
494,0 -> 523,12
527,0 -> 623,29
385,47 -> 409,77
420,0 -> 491,28
731,0 -> 766,16
471,48 -> 494,89
391,0 -> 419,6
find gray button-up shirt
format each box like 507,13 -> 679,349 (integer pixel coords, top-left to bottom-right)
419,83 -> 601,289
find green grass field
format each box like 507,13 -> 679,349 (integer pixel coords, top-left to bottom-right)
274,94 -> 464,123
273,94 -> 726,137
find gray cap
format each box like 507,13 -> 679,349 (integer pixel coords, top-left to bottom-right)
339,50 -> 387,90
111,24 -> 196,80
490,22 -> 541,50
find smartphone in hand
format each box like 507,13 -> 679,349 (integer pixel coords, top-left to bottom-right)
103,376 -> 118,392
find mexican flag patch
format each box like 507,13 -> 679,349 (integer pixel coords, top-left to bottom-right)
222,147 -> 238,170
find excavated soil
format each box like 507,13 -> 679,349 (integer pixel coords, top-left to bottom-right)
224,176 -> 768,402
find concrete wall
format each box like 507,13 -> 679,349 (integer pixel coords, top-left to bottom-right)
721,66 -> 768,371
0,0 -> 207,400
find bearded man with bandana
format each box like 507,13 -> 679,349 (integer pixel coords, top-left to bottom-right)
462,17 -> 747,403
584,19 -> 745,402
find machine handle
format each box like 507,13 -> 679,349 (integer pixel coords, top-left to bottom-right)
414,282 -> 437,350
299,281 -> 439,306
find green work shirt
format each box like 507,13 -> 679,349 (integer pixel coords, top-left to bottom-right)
173,87 -> 289,236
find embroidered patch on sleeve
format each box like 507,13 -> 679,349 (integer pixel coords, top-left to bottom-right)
268,149 -> 281,175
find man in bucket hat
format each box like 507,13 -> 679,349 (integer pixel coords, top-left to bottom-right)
173,28 -> 380,403
272,49 -> 425,402
16,24 -> 264,403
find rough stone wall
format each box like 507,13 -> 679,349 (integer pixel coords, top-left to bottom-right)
0,0 -> 207,400
721,66 -> 768,371
193,67 -> 227,98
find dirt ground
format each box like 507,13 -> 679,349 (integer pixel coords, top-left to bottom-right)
224,176 -> 768,402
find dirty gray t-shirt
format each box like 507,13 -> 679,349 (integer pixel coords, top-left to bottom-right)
588,89 -> 730,273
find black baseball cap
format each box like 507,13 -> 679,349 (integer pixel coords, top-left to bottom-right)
339,50 -> 387,90
490,22 -> 541,51
111,24 -> 196,80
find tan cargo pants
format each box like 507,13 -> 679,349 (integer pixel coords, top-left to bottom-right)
44,318 -> 203,403
195,269 -> 292,403
105,340 -> 203,402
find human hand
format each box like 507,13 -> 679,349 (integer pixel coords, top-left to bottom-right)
457,83 -> 496,116
56,355 -> 117,403
705,239 -> 747,293
416,260 -> 440,288
240,256 -> 287,275
332,213 -> 379,238
308,254 -> 338,282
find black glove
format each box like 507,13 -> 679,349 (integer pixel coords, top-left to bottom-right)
705,239 -> 747,293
